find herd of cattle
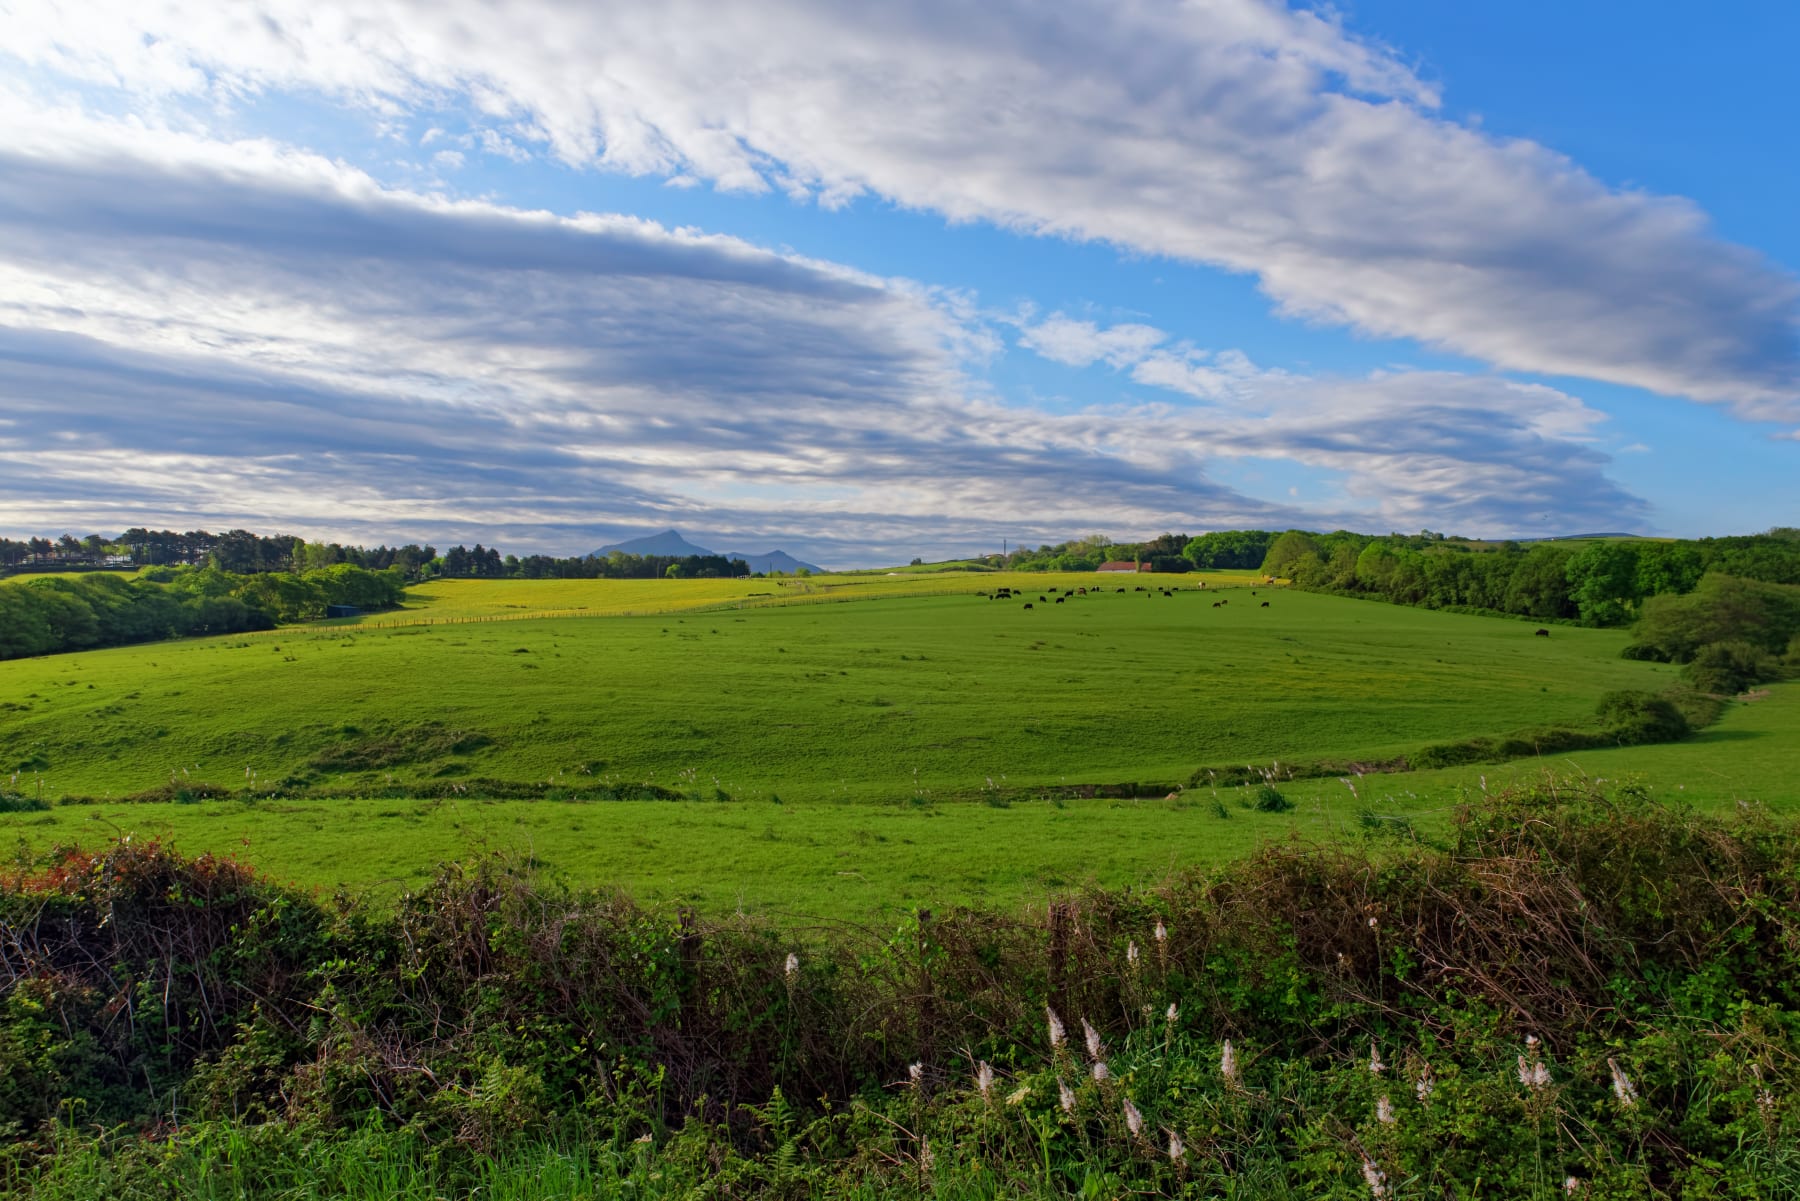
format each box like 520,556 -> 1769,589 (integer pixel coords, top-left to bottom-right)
980,584 -> 1274,611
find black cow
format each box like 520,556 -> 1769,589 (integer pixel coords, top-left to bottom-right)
1535,628 -> 1550,637
1260,601 -> 1270,608
1024,603 -> 1034,610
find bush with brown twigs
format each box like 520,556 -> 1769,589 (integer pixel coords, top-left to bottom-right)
6,775 -> 1800,1196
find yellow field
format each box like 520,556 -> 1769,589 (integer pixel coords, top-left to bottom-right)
349,569 -> 1263,626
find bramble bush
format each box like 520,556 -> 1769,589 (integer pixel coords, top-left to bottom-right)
6,776 -> 1800,1197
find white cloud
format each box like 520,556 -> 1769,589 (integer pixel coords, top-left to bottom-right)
0,103 -> 1649,559
1017,315 -> 1166,369
2,0 -> 1793,413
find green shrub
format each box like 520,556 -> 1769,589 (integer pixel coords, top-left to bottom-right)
1249,783 -> 1292,812
1685,639 -> 1773,694
1595,689 -> 1690,744
0,791 -> 48,814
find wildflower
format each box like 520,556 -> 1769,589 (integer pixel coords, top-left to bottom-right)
783,951 -> 799,979
1367,916 -> 1379,930
1608,1058 -> 1638,1106
1369,1041 -> 1386,1075
1758,1087 -> 1778,1117
1362,1159 -> 1388,1199
919,1136 -> 933,1173
1525,1034 -> 1540,1049
1165,1128 -> 1185,1163
1517,1048 -> 1552,1091
1083,1017 -> 1103,1061
1564,1177 -> 1582,1195
1046,1004 -> 1067,1049
1123,1096 -> 1144,1136
1058,1077 -> 1076,1112
1376,1095 -> 1395,1124
1166,1002 -> 1179,1024
975,1061 -> 994,1098
1221,1039 -> 1240,1086
1007,1083 -> 1031,1106
908,1062 -> 923,1087
1154,919 -> 1168,944
1415,1065 -> 1435,1104
1127,940 -> 1140,967
633,1132 -> 653,1145
1091,1060 -> 1111,1082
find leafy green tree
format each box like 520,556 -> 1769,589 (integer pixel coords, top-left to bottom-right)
1634,543 -> 1704,597
1628,573 -> 1800,662
1564,542 -> 1643,626
1183,530 -> 1276,569
1259,531 -> 1322,578
1502,544 -> 1577,619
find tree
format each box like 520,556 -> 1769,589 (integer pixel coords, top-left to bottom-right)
1564,542 -> 1643,626
1634,543 -> 1704,598
1502,544 -> 1577,620
1259,531 -> 1322,579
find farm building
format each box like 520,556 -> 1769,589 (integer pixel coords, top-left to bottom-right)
1096,560 -> 1149,573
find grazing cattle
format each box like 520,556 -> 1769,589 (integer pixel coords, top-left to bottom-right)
1212,601 -> 1223,608
1535,628 -> 1550,637
1116,588 -> 1126,593
1023,603 -> 1034,610
1055,596 -> 1066,604
1260,601 -> 1270,608
1039,595 -> 1048,602
1250,591 -> 1256,596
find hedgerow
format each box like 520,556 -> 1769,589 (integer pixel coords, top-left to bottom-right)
5,776 -> 1800,1197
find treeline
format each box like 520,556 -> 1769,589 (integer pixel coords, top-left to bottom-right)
442,545 -> 752,580
1256,527 -> 1800,626
1002,526 -> 1800,629
4,527 -> 756,582
1,528 -> 438,577
0,565 -> 404,660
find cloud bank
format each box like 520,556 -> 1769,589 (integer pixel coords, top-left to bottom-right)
0,105 -> 1649,562
6,0 -> 1796,413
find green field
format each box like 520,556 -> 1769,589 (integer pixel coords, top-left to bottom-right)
5,574 -> 1788,918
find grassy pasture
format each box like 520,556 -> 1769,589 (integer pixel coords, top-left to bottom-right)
4,574 -> 1764,918
3,579 -> 1673,802
4,684 -> 1790,919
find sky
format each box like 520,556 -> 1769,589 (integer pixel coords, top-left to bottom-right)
0,1 -> 1794,568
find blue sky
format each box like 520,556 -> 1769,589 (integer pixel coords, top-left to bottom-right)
0,1 -> 1793,567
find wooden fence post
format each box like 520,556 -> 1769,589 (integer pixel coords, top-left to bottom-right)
677,907 -> 702,1025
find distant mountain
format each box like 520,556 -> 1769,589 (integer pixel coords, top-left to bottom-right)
718,548 -> 824,575
1512,532 -> 1645,543
590,529 -> 715,558
589,529 -> 825,573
